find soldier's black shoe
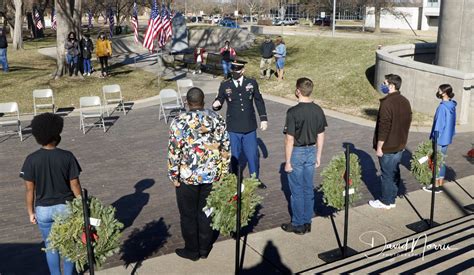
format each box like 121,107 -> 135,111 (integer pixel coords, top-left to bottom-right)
281,223 -> 306,235
258,182 -> 267,189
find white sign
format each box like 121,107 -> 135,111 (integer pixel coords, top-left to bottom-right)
234,10 -> 239,16
343,188 -> 355,196
418,156 -> 429,164
89,218 -> 101,227
321,12 -> 326,18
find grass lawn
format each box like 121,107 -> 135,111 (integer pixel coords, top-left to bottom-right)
1,31 -> 434,125
0,35 -> 169,114
239,35 -> 434,125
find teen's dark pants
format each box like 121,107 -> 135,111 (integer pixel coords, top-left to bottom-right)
176,183 -> 213,256
99,56 -> 109,75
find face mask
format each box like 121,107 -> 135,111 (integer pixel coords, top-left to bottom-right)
231,71 -> 242,80
380,83 -> 390,94
436,91 -> 444,99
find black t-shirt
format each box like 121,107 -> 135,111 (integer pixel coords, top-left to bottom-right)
20,148 -> 82,206
283,102 -> 328,146
222,50 -> 231,61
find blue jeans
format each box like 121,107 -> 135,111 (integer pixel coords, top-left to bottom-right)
221,60 -> 231,76
229,131 -> 259,178
83,58 -> 91,74
276,57 -> 285,69
36,204 -> 75,275
438,145 -> 448,179
66,54 -> 78,65
287,146 -> 316,227
0,48 -> 8,72
378,150 -> 403,205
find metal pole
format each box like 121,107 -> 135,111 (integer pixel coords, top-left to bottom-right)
343,144 -> 350,258
81,188 -> 95,275
332,0 -> 336,37
429,132 -> 438,227
235,165 -> 242,275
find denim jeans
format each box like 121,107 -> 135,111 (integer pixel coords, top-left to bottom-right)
83,58 -> 91,74
438,145 -> 448,179
378,150 -> 403,205
36,204 -> 75,275
221,60 -> 231,77
0,48 -> 8,72
287,146 -> 316,226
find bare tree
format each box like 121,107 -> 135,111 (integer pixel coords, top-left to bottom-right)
54,0 -> 77,79
12,0 -> 23,50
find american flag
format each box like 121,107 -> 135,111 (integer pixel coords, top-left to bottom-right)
142,0 -> 161,51
158,7 -> 173,48
34,8 -> 43,30
131,1 -> 139,44
109,9 -> 115,38
88,10 -> 93,29
51,9 -> 57,31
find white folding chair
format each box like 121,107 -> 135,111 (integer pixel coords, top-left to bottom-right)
79,96 -> 106,134
0,102 -> 23,141
33,89 -> 55,115
159,89 -> 183,123
102,84 -> 126,116
176,79 -> 193,107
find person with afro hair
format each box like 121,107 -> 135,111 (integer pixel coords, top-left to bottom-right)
20,113 -> 82,275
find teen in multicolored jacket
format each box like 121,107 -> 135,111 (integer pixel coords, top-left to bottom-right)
168,87 -> 230,261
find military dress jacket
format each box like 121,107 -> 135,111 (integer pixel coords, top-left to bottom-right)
214,77 -> 268,133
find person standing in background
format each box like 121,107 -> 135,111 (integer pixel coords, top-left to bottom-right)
273,36 -> 286,81
0,28 -> 9,72
96,32 -> 112,78
219,41 -> 236,80
80,33 -> 94,76
193,47 -> 205,74
260,35 -> 275,80
64,32 -> 80,77
423,84 -> 457,193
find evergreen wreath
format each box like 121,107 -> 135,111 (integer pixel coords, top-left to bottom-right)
47,197 -> 124,272
205,174 -> 262,236
320,153 -> 362,210
410,140 -> 444,185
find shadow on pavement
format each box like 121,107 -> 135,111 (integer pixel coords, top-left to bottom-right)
240,240 -> 292,274
0,242 -> 49,275
112,179 -> 155,230
120,217 -> 171,274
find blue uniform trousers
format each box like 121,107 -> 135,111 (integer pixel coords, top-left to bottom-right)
229,131 -> 259,178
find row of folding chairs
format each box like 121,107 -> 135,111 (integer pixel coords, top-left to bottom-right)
159,79 -> 193,123
0,85 -> 127,140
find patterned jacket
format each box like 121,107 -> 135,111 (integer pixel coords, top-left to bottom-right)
168,109 -> 230,185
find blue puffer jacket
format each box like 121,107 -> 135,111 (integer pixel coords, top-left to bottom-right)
430,100 -> 457,146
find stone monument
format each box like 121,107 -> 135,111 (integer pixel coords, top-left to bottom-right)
170,13 -> 189,53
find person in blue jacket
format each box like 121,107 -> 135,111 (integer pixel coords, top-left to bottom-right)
424,84 -> 456,193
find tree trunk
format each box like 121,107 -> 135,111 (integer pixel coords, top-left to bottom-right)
374,2 -> 381,34
73,0 -> 82,38
12,0 -> 23,50
54,0 -> 74,79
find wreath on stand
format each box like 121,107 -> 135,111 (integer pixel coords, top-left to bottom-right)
320,153 -> 362,210
47,197 -> 124,272
410,140 -> 444,185
204,174 -> 262,236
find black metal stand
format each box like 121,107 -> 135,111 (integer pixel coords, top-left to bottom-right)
318,146 -> 357,262
406,133 -> 440,232
81,188 -> 95,275
235,166 -> 242,275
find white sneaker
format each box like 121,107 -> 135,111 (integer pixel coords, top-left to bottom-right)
389,204 -> 396,209
369,200 -> 392,209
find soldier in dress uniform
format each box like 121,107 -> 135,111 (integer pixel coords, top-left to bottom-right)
212,60 -> 268,189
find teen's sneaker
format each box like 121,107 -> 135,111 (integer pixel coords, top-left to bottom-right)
369,200 -> 392,209
423,184 -> 443,193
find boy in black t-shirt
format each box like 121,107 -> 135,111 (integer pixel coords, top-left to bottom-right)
282,77 -> 327,235
20,113 -> 82,275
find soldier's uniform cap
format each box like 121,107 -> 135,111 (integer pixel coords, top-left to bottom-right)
231,60 -> 247,71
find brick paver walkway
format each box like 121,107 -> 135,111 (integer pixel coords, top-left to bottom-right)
1,94 -> 472,274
